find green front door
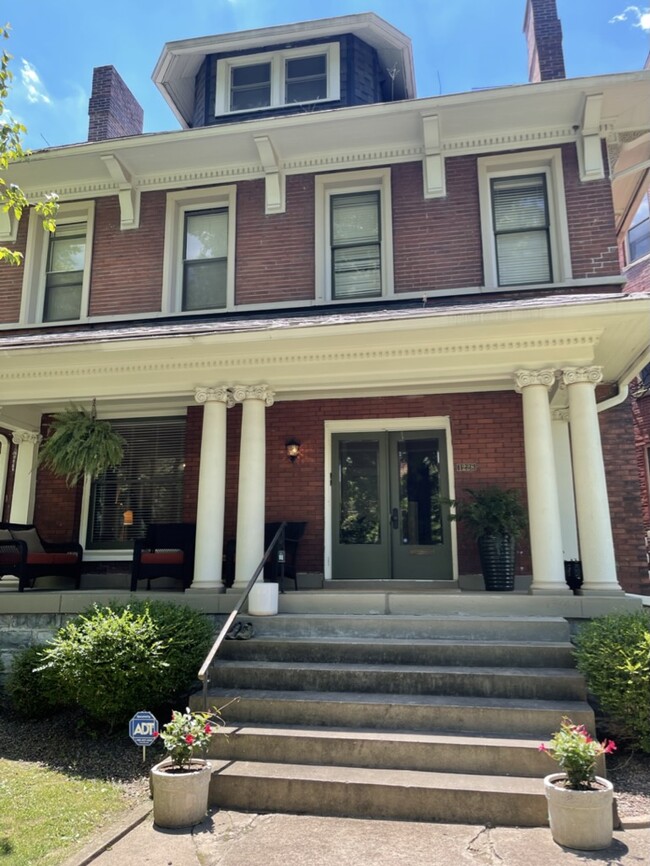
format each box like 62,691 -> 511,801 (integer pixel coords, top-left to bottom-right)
332,430 -> 452,580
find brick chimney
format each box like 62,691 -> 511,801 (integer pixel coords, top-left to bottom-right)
523,0 -> 566,82
88,66 -> 144,142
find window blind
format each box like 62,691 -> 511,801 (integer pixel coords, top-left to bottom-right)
331,191 -> 382,299
491,175 -> 551,286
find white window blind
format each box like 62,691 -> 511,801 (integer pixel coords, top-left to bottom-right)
44,222 -> 86,322
183,208 -> 228,311
491,175 -> 551,286
331,191 -> 382,299
86,417 -> 186,550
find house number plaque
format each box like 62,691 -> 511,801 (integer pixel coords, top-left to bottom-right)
455,463 -> 478,472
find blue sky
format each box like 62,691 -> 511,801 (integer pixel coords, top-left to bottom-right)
3,1 -> 650,151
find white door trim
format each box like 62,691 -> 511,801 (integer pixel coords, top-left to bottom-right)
324,416 -> 457,582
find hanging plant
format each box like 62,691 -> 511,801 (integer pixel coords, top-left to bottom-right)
38,401 -> 125,487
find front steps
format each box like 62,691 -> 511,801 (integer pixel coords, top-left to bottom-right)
196,613 -> 597,826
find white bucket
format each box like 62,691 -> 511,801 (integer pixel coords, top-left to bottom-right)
247,581 -> 279,616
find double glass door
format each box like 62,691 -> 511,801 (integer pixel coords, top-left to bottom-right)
332,430 -> 452,581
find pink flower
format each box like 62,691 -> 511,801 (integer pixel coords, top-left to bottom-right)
204,724 -> 214,735
185,734 -> 195,745
153,731 -> 159,738
603,740 -> 617,754
538,743 -> 549,753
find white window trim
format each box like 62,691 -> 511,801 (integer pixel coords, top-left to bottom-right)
624,192 -> 650,267
315,168 -> 394,303
478,149 -> 572,291
20,201 -> 95,325
162,185 -> 237,314
215,42 -> 340,116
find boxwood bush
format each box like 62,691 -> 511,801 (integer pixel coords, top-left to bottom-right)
574,611 -> 650,753
6,644 -> 68,719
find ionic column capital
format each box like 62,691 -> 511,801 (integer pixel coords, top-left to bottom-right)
561,366 -> 603,387
12,430 -> 42,447
514,369 -> 556,392
231,384 -> 275,407
194,387 -> 234,408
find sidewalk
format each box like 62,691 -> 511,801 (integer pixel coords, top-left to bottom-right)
66,805 -> 650,866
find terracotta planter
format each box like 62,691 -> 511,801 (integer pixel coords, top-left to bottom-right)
150,759 -> 212,829
544,773 -> 614,850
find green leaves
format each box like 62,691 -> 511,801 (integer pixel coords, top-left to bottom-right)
443,486 -> 527,539
38,406 -> 125,486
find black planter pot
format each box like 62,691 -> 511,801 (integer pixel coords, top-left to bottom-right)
477,534 -> 516,591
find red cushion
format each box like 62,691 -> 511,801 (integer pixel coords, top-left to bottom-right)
0,552 -> 19,565
26,552 -> 79,565
140,552 -> 184,565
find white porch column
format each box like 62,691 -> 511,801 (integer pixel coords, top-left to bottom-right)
551,409 -> 580,560
9,430 -> 42,523
233,385 -> 275,588
514,370 -> 567,593
562,367 -> 621,593
191,387 -> 233,590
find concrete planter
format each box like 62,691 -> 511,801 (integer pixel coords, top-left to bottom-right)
150,759 -> 212,829
544,773 -> 614,850
248,582 -> 279,615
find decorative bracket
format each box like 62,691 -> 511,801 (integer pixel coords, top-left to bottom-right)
101,154 -> 141,229
254,136 -> 285,214
578,94 -> 605,182
421,114 -> 446,199
0,209 -> 18,244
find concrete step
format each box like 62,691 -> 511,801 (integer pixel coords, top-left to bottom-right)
236,613 -> 571,642
218,636 -> 576,668
203,689 -> 594,737
207,760 -> 548,827
213,659 -> 586,701
208,725 -> 556,778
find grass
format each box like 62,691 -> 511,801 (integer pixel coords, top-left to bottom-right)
0,759 -> 135,866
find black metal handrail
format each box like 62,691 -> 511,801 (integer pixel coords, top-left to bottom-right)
198,521 -> 286,710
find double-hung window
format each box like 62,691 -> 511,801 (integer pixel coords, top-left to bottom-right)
43,222 -> 87,321
490,174 -> 551,286
315,169 -> 393,302
216,43 -> 339,116
163,186 -> 236,314
627,194 -> 650,264
478,149 -> 571,290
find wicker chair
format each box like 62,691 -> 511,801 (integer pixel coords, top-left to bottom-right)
131,523 -> 196,591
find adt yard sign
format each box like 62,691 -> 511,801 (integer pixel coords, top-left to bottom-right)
129,710 -> 159,747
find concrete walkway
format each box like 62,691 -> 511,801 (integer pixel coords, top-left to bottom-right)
65,806 -> 650,866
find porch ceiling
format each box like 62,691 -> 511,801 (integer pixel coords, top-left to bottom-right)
0,294 -> 647,415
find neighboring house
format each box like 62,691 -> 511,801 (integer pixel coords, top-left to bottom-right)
0,0 -> 649,597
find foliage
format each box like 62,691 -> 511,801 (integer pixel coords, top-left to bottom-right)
538,717 -> 616,790
0,24 -> 58,265
115,600 -> 214,700
38,404 -> 125,486
443,485 -> 527,539
574,611 -> 650,753
158,707 -> 224,770
5,644 -> 67,719
0,758 -> 129,866
40,604 -> 170,730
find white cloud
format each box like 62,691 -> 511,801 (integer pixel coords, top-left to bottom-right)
609,6 -> 650,33
20,59 -> 51,105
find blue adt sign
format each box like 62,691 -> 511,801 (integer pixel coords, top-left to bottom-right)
129,710 -> 159,747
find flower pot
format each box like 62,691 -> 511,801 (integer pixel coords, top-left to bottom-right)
150,759 -> 212,829
248,581 -> 278,615
544,772 -> 614,850
477,533 -> 516,591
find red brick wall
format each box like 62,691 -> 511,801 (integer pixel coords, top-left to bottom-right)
0,216 -> 28,323
235,175 -> 315,304
33,416 -> 84,542
622,255 -> 650,293
632,393 -> 650,533
89,192 -> 166,315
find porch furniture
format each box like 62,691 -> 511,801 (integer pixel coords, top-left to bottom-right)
222,522 -> 307,591
0,522 -> 83,592
131,522 -> 196,591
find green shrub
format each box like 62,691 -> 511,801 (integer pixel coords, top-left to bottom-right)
6,644 -> 68,719
41,604 -> 170,730
574,611 -> 650,753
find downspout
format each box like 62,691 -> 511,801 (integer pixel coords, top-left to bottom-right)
597,383 -> 629,413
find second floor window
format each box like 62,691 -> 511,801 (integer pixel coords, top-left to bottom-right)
491,174 -> 552,287
182,208 -> 228,311
330,191 -> 382,299
627,194 -> 650,264
43,222 -> 88,322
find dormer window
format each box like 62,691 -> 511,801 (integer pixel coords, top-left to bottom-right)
216,43 -> 340,116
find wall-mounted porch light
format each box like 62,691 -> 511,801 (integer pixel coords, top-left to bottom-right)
285,439 -> 301,463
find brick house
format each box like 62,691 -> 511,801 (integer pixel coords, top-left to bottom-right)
1,0 -> 649,598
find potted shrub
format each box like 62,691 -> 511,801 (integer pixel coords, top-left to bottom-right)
445,486 -> 527,591
539,717 -> 616,850
150,707 -> 225,829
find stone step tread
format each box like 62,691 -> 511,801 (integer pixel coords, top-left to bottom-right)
214,659 -> 583,678
217,724 -> 548,749
208,687 -> 590,712
210,759 -> 545,795
241,614 -> 570,623
224,636 -> 574,648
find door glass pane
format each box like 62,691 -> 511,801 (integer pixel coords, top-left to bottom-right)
397,438 -> 442,546
339,440 -> 381,544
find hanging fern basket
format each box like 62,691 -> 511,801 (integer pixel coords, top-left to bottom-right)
38,402 -> 125,487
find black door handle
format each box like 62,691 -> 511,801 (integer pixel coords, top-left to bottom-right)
391,508 -> 399,530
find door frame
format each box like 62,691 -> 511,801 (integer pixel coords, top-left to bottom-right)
324,416 -> 458,583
